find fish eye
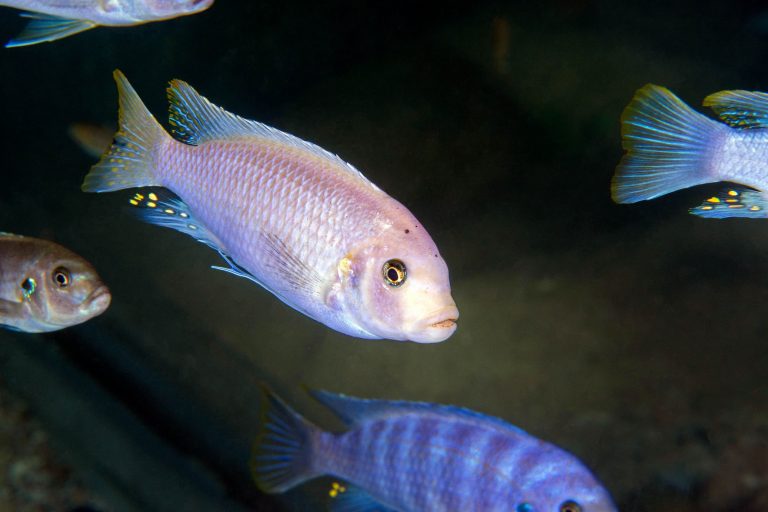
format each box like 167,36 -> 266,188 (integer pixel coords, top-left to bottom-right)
21,277 -> 36,299
382,259 -> 407,287
559,500 -> 582,512
52,267 -> 71,288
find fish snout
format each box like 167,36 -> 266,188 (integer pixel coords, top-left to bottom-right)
82,286 -> 112,315
407,304 -> 459,343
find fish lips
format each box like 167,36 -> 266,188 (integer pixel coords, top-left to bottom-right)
81,286 -> 112,315
408,305 -> 459,343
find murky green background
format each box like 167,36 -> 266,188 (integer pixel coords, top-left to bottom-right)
1,1 -> 767,510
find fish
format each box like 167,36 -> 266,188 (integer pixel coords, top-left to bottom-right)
80,70 -> 458,343
251,387 -> 618,512
68,122 -> 114,159
613,84 -> 768,218
0,0 -> 213,48
0,233 -> 111,332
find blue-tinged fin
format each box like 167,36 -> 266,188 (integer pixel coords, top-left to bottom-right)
612,84 -> 723,204
310,390 -> 528,436
165,78 -> 376,185
82,70 -> 170,193
251,387 -> 321,494
5,13 -> 95,48
327,482 -> 397,512
690,187 -> 768,218
703,90 -> 768,128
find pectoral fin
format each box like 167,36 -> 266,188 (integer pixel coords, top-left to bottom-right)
6,13 -> 96,48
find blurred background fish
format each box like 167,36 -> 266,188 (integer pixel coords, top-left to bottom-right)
81,71 -> 458,343
0,0 -> 213,47
252,388 -> 618,512
613,84 -> 768,219
0,233 -> 110,332
68,122 -> 114,159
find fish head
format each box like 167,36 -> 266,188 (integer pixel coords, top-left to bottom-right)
336,225 -> 458,343
140,0 -> 214,20
24,250 -> 111,332
510,447 -> 618,512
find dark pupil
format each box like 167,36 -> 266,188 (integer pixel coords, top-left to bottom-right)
53,267 -> 70,287
22,279 -> 33,292
387,268 -> 400,282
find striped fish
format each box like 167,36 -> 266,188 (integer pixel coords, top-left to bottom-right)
251,388 -> 617,512
81,71 -> 458,342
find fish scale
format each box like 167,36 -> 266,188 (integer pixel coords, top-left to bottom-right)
82,70 -> 458,342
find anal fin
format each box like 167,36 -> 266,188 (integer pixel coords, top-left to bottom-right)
6,13 -> 95,48
327,482 -> 396,512
690,187 -> 768,218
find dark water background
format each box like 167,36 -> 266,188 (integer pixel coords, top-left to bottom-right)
1,0 -> 768,510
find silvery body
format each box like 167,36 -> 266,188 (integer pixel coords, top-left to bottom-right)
81,71 -> 458,342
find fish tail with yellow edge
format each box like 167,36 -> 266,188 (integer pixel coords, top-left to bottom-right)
612,84 -> 725,204
81,70 -> 170,193
251,387 -> 322,494
691,187 -> 768,218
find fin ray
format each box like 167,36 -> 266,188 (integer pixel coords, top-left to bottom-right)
251,387 -> 319,494
613,84 -> 724,203
5,13 -> 94,48
82,70 -> 168,193
703,90 -> 768,128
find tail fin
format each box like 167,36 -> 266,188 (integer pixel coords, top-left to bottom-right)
612,84 -> 724,203
251,387 -> 321,494
81,70 -> 168,193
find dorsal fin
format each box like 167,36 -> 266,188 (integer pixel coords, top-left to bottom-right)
703,90 -> 768,128
310,390 -> 528,436
165,79 -> 372,182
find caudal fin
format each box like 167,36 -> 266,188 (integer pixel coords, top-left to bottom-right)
251,387 -> 321,494
612,84 -> 724,203
81,70 -> 168,193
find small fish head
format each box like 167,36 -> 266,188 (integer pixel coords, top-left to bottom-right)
337,227 -> 458,342
140,0 -> 214,20
24,251 -> 111,331
510,448 -> 618,512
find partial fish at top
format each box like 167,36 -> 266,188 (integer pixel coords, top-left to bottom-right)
613,84 -> 768,218
81,70 -> 458,343
0,0 -> 213,47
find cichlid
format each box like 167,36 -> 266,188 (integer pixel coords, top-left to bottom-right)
613,84 -> 768,217
251,388 -> 618,512
0,0 -> 213,48
0,233 -> 111,332
81,71 -> 458,343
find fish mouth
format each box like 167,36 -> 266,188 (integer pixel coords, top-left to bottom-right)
408,305 -> 459,343
82,286 -> 112,314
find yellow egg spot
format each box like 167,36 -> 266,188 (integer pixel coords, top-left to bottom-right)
188,224 -> 198,230
338,256 -> 352,276
136,193 -> 145,200
750,206 -> 761,211
706,197 -> 720,203
726,199 -> 738,203
729,204 -> 745,208
129,199 -> 139,206
164,208 -> 174,215
149,192 -> 158,201
700,205 -> 713,210
147,201 -> 157,208
728,190 -> 738,196
180,212 -> 189,218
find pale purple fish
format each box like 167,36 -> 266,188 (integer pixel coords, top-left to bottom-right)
252,388 -> 618,512
0,0 -> 213,47
81,70 -> 458,343
0,233 -> 111,332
